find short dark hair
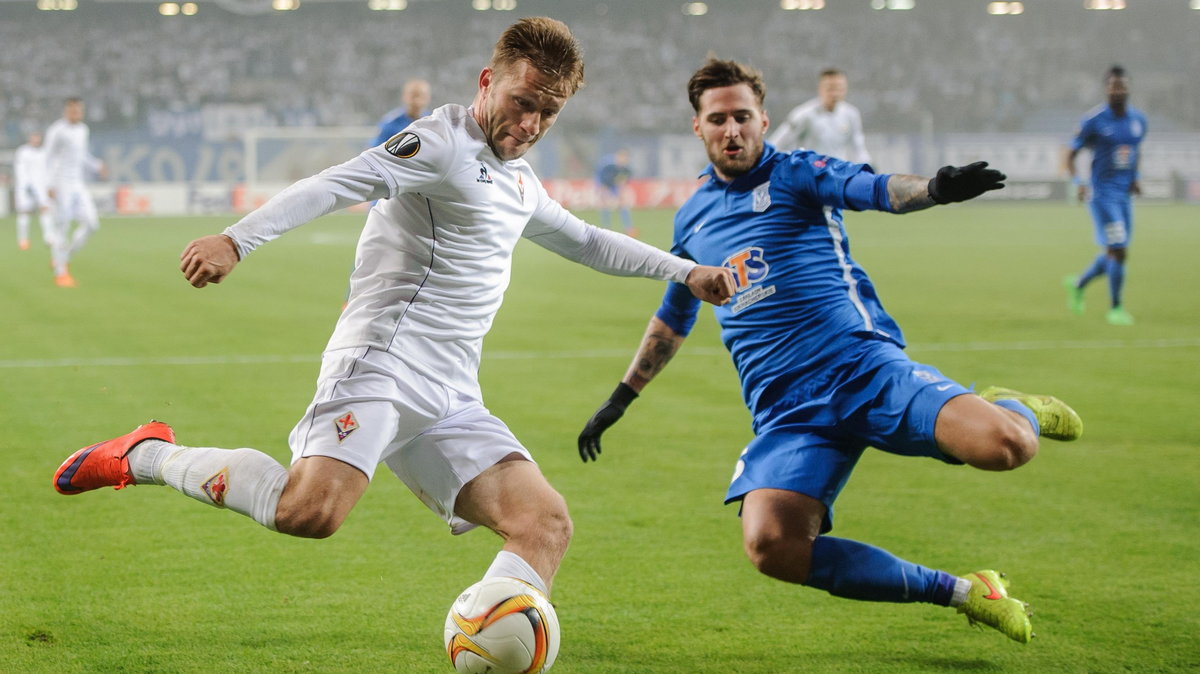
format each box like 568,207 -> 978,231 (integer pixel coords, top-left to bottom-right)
491,17 -> 585,96
64,97 -> 82,105
687,57 -> 766,113
1106,64 -> 1127,81
819,68 -> 844,80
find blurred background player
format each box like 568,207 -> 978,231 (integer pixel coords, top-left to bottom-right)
13,130 -> 52,251
579,57 -> 1084,645
768,67 -> 870,163
1064,65 -> 1146,327
595,148 -> 636,237
370,78 -> 432,147
43,97 -> 107,287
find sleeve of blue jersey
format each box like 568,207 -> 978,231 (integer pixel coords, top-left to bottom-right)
655,281 -> 701,337
780,151 -> 888,212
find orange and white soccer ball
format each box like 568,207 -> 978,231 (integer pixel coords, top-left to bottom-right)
444,577 -> 560,673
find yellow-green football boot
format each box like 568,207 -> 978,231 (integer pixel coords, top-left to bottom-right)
957,570 -> 1033,644
979,386 -> 1083,441
1063,275 -> 1085,315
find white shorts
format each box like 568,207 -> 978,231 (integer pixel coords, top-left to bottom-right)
288,346 -> 532,534
14,182 -> 49,212
52,182 -> 98,227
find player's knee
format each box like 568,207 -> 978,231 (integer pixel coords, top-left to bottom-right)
743,531 -> 813,584
274,499 -> 345,539
970,419 -> 1037,471
504,489 -> 573,552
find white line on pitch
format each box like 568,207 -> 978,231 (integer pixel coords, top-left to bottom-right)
0,338 -> 1197,370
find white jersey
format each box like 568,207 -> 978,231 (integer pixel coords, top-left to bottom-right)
225,104 -> 695,398
14,143 -> 47,191
43,118 -> 102,185
768,98 -> 870,164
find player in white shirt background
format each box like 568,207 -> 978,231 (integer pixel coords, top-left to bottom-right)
768,67 -> 871,164
43,97 -> 107,287
13,130 -> 52,251
54,17 -> 735,610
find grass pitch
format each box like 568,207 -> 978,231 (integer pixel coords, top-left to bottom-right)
2,203 -> 1198,672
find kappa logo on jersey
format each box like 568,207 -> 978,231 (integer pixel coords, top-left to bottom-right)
334,411 -> 360,442
202,468 -> 229,506
384,132 -> 421,159
477,163 -> 494,184
752,181 -> 771,212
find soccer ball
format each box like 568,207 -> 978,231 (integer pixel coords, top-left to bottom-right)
444,576 -> 560,673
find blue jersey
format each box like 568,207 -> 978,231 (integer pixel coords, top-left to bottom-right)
1069,104 -> 1147,200
370,108 -> 425,148
656,145 -> 898,426
596,155 -> 632,190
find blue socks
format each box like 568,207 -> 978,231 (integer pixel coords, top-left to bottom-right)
1077,252 -> 1108,287
992,398 -> 1040,437
1105,256 -> 1125,308
806,536 -> 959,606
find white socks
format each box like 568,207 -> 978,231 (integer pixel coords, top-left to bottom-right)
485,550 -> 549,597
949,577 -> 973,607
129,439 -> 288,531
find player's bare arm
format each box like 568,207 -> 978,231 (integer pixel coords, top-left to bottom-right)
180,234 -> 241,288
685,265 -> 736,306
890,161 -> 1007,213
886,174 -> 939,213
624,316 -> 687,392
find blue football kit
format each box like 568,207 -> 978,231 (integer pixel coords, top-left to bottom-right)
652,145 -> 1040,606
370,108 -> 423,148
1070,104 -> 1147,248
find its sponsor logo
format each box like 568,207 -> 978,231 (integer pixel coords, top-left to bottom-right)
811,158 -> 827,168
477,164 -> 493,184
385,132 -> 421,158
724,247 -> 775,314
202,468 -> 229,506
335,411 -> 360,442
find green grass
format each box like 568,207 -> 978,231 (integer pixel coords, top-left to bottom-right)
2,203 -> 1198,672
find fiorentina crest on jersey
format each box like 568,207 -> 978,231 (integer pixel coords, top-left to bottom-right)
335,411 -> 360,443
385,132 -> 421,158
202,468 -> 229,506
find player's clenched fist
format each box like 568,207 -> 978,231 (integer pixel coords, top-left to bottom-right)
180,234 -> 240,288
685,265 -> 736,306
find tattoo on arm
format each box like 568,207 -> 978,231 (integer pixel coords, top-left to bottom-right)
887,174 -> 937,213
624,321 -> 684,390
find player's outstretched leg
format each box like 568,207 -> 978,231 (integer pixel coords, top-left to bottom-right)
956,570 -> 1033,643
978,386 -> 1083,441
54,421 -> 175,494
1062,275 -> 1085,315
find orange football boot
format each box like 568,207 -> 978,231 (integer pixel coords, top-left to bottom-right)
53,421 -> 175,495
54,273 -> 77,288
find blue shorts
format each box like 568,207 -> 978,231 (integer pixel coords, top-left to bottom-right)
725,342 -> 969,533
1089,197 -> 1133,248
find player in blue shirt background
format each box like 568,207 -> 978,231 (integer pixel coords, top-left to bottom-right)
1064,65 -> 1146,326
596,148 -> 636,237
578,58 -> 1084,644
369,78 -> 432,147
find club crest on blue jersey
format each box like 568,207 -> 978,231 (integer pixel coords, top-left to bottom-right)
385,132 -> 420,158
752,182 -> 771,212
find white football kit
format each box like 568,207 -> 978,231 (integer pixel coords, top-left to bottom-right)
14,142 -> 50,212
43,117 -> 102,268
767,98 -> 871,164
224,104 -> 697,532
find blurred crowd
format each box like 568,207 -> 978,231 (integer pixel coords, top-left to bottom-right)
2,2 -> 1197,144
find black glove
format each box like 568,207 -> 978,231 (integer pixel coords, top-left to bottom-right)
927,161 -> 1006,204
578,382 -> 638,462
